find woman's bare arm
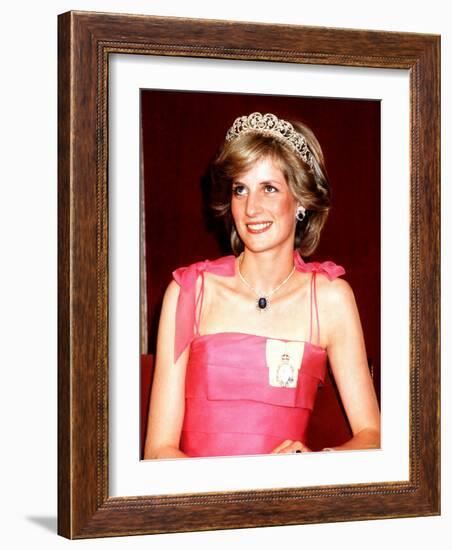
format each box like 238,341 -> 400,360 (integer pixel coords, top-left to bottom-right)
320,277 -> 380,451
143,280 -> 190,459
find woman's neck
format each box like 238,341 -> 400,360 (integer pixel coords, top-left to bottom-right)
238,246 -> 296,294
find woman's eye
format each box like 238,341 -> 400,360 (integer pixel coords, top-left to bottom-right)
265,184 -> 278,193
232,185 -> 247,196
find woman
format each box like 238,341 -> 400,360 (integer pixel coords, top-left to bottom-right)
144,112 -> 380,459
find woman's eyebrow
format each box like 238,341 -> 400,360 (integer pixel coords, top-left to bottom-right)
232,179 -> 282,185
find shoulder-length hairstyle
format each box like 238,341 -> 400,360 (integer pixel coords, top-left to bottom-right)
209,117 -> 331,257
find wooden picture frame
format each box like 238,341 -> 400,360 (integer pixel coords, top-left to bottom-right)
58,10 -> 440,539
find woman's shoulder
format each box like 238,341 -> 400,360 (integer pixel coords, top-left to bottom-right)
313,269 -> 356,323
168,255 -> 236,363
315,272 -> 352,297
299,254 -> 351,304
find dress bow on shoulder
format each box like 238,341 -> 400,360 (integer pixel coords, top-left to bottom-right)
293,251 -> 345,281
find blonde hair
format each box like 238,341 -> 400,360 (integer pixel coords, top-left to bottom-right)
209,118 -> 331,256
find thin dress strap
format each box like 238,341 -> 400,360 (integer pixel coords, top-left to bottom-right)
309,272 -> 320,346
193,272 -> 206,336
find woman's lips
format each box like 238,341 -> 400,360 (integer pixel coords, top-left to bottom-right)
246,221 -> 273,234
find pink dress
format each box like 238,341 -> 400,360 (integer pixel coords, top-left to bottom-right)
172,251 -> 345,458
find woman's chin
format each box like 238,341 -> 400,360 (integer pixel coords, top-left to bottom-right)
239,234 -> 295,255
241,240 -> 284,255
239,236 -> 270,252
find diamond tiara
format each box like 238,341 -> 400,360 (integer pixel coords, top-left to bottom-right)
225,112 -> 314,168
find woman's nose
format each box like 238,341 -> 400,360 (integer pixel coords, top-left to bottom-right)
245,191 -> 262,217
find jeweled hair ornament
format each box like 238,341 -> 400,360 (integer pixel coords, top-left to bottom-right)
225,112 -> 314,169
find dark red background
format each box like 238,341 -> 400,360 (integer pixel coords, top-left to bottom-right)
140,89 -> 381,455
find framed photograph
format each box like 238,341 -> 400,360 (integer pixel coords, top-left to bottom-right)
58,11 -> 440,538
139,89 -> 381,461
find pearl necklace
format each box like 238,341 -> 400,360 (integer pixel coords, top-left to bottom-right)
237,255 -> 296,311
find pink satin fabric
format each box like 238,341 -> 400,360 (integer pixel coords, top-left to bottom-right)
171,252 -> 345,458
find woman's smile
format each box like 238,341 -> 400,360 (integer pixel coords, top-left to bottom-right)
246,221 -> 273,234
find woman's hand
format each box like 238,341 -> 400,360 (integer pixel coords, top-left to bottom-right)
271,440 -> 312,454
